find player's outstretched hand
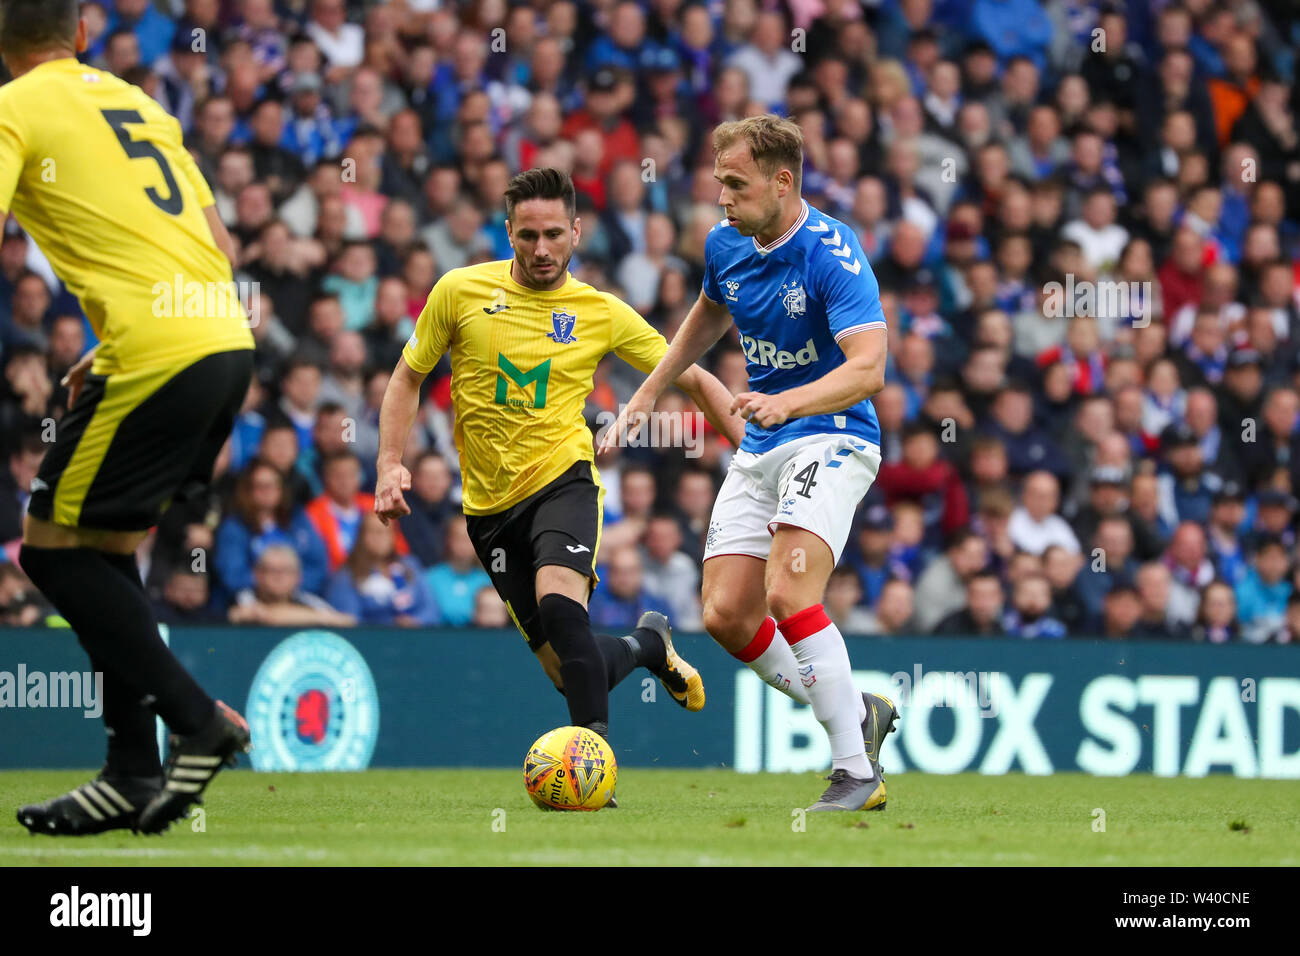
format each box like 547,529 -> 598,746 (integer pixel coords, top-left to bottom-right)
731,391 -> 791,429
374,462 -> 413,525
597,391 -> 654,458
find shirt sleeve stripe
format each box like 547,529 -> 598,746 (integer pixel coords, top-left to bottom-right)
834,322 -> 886,340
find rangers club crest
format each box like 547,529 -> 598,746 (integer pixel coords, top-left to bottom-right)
780,281 -> 806,319
246,630 -> 379,771
547,309 -> 579,344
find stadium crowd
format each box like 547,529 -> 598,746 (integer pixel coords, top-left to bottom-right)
2,0 -> 1300,644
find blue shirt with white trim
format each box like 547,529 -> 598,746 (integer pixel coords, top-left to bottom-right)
702,200 -> 886,455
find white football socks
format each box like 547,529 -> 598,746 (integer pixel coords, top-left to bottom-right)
777,605 -> 873,780
734,617 -> 867,722
733,617 -> 809,702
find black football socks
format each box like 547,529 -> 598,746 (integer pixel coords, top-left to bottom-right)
596,626 -> 668,690
92,654 -> 164,779
19,545 -> 217,742
538,592 -> 608,734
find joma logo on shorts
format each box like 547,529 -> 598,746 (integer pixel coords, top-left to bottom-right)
740,335 -> 818,369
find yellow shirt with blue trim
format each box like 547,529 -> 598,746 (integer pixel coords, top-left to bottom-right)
0,58 -> 252,375
403,259 -> 668,516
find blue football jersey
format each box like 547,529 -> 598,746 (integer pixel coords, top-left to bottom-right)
702,200 -> 887,454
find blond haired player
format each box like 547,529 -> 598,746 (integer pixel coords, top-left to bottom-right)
603,116 -> 899,812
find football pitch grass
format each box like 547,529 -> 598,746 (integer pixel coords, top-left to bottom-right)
1,769 -> 1297,866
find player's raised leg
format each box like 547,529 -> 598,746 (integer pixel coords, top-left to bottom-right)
633,611 -> 704,711
463,464 -> 703,717
700,494 -> 878,738
704,554 -> 806,703
702,541 -> 897,786
766,525 -> 884,812
699,462 -> 873,712
534,613 -> 700,707
701,461 -> 822,704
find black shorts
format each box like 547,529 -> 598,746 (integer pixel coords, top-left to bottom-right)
28,349 -> 253,531
465,460 -> 604,652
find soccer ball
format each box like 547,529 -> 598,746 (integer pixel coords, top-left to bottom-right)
523,726 -> 618,811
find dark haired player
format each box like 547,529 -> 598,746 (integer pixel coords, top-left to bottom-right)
375,168 -> 744,782
2,1 -> 253,835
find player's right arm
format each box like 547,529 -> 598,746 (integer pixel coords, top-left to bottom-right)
597,289 -> 733,454
375,274 -> 456,524
374,355 -> 426,525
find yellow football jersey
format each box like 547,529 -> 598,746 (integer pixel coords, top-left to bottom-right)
403,259 -> 668,515
0,59 -> 253,375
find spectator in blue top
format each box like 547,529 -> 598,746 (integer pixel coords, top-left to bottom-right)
214,459 -> 328,607
1234,536 -> 1292,643
1156,422 -> 1216,528
1191,580 -> 1240,644
1002,573 -> 1068,638
321,241 -> 379,331
282,71 -> 355,166
422,516 -> 491,627
228,378 -> 267,474
980,381 -> 1071,481
845,506 -> 898,608
586,1 -> 656,73
327,513 -> 439,626
257,417 -> 316,510
1075,515 -> 1140,628
400,451 -> 458,568
106,0 -> 175,67
431,30 -> 489,128
588,545 -> 671,633
972,0 -> 1053,72
1206,482 -> 1249,585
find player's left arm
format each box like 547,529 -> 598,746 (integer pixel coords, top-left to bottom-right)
203,205 -> 237,266
177,151 -> 235,266
733,229 -> 888,428
160,109 -> 236,267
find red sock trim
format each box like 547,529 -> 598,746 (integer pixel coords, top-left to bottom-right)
778,604 -> 831,644
733,617 -> 776,663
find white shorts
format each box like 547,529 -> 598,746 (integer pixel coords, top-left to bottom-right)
703,433 -> 882,565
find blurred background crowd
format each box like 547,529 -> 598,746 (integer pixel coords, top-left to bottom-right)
2,0 -> 1300,644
